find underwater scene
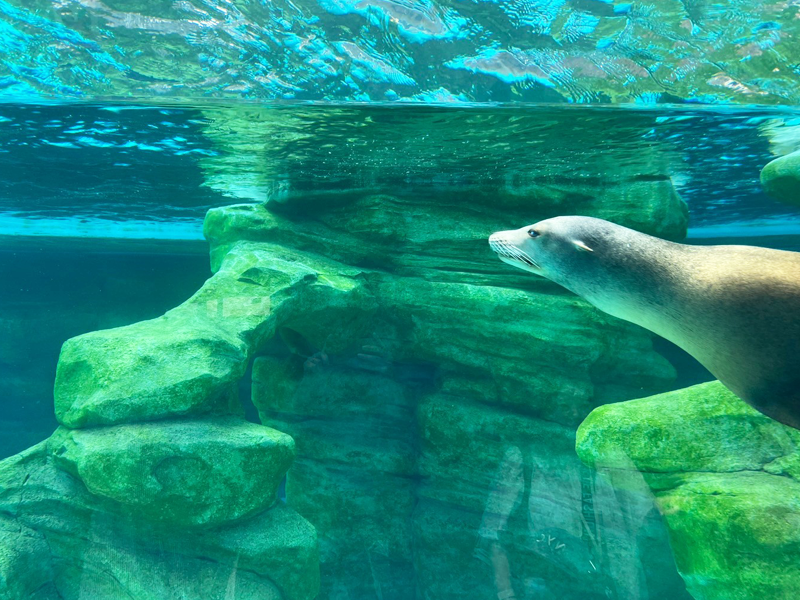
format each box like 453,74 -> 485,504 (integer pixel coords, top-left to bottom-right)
3,101 -> 800,600
3,0 -> 800,599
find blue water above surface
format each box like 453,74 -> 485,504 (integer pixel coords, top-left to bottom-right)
1,100 -> 799,243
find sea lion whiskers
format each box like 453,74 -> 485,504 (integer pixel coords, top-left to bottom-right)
503,241 -> 540,268
499,241 -> 539,268
490,236 -> 540,269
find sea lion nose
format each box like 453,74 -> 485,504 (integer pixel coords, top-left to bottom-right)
488,232 -> 506,253
489,231 -> 512,245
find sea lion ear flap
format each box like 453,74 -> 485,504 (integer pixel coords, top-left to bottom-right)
572,240 -> 594,253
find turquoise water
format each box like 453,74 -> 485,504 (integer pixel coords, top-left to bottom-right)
3,0 -> 800,104
2,101 -> 800,599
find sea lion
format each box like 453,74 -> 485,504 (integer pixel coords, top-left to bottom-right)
489,216 -> 800,429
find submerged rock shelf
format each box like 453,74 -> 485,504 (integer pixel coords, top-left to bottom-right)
577,381 -> 800,600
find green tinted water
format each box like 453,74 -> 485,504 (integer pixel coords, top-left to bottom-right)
2,102 -> 800,600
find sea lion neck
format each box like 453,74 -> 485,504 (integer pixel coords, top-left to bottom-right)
569,232 -> 690,333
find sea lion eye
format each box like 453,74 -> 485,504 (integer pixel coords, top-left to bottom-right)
527,229 -> 540,238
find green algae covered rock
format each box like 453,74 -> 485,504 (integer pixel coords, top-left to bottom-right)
18,235 -> 331,596
374,276 -> 676,424
253,356 -> 419,599
235,172 -> 690,599
204,192 -> 687,288
48,418 -> 295,527
576,381 -> 800,600
577,381 -> 798,474
54,313 -> 250,428
658,472 -> 800,600
54,240 -> 365,427
761,149 -> 800,207
6,136 -> 692,600
0,444 -> 319,600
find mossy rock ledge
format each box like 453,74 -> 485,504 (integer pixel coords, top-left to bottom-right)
48,419 -> 295,527
576,381 -> 800,600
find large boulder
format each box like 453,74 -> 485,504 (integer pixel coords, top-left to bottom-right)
54,241 -> 364,427
49,418 -> 295,527
0,444 -> 319,600
577,381 -> 800,600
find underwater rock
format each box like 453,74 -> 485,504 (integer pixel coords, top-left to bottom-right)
375,276 -> 677,425
2,240 -> 330,597
0,443 -> 319,600
290,458 -> 417,600
4,153 -> 691,600
416,394 -> 574,509
576,381 -> 800,600
413,394 -> 689,600
54,313 -> 251,428
48,418 -> 295,527
760,149 -> 800,207
234,163 -> 690,598
54,241 -> 363,427
253,357 -> 419,600
252,290 -> 685,600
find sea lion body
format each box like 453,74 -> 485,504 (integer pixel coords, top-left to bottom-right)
489,217 -> 800,429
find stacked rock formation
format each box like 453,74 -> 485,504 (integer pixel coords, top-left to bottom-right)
197,152 -> 693,599
0,241 -> 327,599
577,382 -> 800,600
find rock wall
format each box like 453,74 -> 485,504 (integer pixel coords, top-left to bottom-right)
0,240 -> 328,599
212,165 -> 693,599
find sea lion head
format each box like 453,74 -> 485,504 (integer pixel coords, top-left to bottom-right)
489,216 -> 616,286
488,215 -> 650,317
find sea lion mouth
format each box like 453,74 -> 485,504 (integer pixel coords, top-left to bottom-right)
488,236 -> 541,270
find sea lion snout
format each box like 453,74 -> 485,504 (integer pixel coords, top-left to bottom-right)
488,230 -> 514,259
489,229 -> 542,273
488,231 -> 512,256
